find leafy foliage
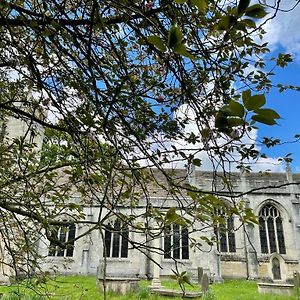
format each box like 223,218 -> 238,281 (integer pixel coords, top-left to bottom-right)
0,0 -> 298,283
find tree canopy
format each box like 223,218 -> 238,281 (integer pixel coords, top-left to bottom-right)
0,0 -> 298,279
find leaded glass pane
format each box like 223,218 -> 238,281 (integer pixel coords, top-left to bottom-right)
164,226 -> 172,259
66,224 -> 76,257
220,224 -> 227,252
121,226 -> 128,258
173,223 -> 180,259
267,217 -> 276,253
112,220 -> 120,258
181,227 -> 189,259
104,228 -> 111,257
57,227 -> 67,256
259,217 -> 268,253
276,217 -> 286,254
227,217 -> 236,252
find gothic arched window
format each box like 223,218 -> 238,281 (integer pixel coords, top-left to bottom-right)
103,220 -> 129,258
259,204 -> 286,254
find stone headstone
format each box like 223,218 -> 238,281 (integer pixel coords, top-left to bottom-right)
294,272 -> 300,300
201,273 -> 209,293
294,272 -> 300,287
197,267 -> 203,285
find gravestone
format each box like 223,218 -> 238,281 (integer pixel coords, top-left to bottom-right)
294,272 -> 300,300
197,267 -> 203,285
294,271 -> 300,286
201,273 -> 209,293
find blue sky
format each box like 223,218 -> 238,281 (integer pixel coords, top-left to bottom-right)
258,59 -> 300,171
257,1 -> 300,172
172,2 -> 300,173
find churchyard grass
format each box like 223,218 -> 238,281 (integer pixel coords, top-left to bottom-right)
0,276 -> 296,299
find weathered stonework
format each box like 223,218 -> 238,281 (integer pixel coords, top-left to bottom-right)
34,168 -> 300,284
1,116 -> 300,286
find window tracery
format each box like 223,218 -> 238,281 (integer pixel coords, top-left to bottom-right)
259,204 -> 286,254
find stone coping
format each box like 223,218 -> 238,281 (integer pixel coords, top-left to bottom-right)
151,287 -> 202,298
257,282 -> 294,287
98,277 -> 140,281
257,282 -> 295,297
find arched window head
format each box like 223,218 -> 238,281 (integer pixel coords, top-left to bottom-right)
259,204 -> 286,255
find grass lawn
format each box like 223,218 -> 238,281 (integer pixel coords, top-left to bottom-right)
0,276 -> 297,299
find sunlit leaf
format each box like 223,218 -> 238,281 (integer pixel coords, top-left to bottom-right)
237,0 -> 251,15
244,94 -> 266,110
254,108 -> 280,119
229,100 -> 244,117
245,4 -> 267,19
251,114 -> 277,125
168,26 -> 183,48
147,35 -> 166,52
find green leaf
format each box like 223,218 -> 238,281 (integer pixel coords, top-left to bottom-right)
173,43 -> 195,60
254,108 -> 280,119
191,0 -> 208,14
245,4 -> 267,19
242,18 -> 256,29
165,207 -> 187,226
227,117 -> 244,127
182,274 -> 193,287
238,0 -> 251,15
242,89 -> 251,103
251,114 -> 277,125
229,100 -> 244,117
168,26 -> 183,49
218,15 -> 237,30
192,158 -> 202,167
174,0 -> 187,3
147,35 -> 166,52
244,94 -> 266,111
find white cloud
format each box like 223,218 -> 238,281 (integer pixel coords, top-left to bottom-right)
143,104 -> 284,173
263,0 -> 300,61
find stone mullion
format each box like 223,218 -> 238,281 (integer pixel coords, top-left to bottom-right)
264,217 -> 270,254
64,227 -> 69,257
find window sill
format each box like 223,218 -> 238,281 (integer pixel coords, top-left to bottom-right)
46,256 -> 74,261
162,259 -> 191,263
102,257 -> 129,262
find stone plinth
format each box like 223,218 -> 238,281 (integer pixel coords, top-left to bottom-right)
257,282 -> 294,296
151,287 -> 202,298
98,277 -> 140,295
